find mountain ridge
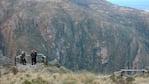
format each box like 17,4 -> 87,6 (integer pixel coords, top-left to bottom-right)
0,0 -> 149,73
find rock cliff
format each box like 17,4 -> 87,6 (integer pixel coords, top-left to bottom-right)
0,0 -> 149,72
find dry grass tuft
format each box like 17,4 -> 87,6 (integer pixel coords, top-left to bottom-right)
10,66 -> 19,75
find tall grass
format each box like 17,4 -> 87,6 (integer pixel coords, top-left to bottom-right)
1,65 -> 149,84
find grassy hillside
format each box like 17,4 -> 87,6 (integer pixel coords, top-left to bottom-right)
1,63 -> 149,84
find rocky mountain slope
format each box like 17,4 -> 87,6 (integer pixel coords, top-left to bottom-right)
0,0 -> 149,72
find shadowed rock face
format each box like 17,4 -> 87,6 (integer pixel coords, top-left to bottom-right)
0,0 -> 149,72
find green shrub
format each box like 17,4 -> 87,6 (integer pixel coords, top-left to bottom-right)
126,77 -> 135,84
25,74 -> 31,77
32,77 -> 48,84
110,74 -> 116,82
22,80 -> 32,84
117,78 -> 125,84
20,77 -> 23,80
110,74 -> 126,84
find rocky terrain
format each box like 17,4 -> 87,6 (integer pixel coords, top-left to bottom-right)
0,0 -> 149,72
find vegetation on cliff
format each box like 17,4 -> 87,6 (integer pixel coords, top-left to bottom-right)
0,0 -> 149,72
